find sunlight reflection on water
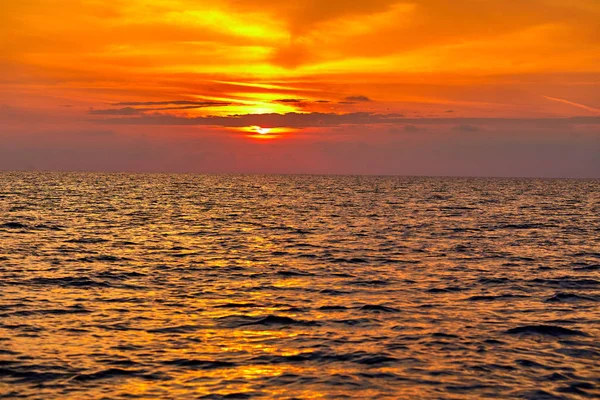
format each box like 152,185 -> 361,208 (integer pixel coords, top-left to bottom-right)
0,173 -> 598,399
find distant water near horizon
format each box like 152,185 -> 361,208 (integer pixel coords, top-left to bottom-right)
1,172 -> 598,399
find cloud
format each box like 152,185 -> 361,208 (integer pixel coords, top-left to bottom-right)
89,107 -> 141,115
114,100 -> 230,107
542,96 -> 600,114
98,111 -> 388,128
90,105 -> 218,115
274,98 -> 305,103
96,112 -> 600,129
344,95 -> 372,102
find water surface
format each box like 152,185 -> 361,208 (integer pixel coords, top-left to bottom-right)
1,173 -> 599,399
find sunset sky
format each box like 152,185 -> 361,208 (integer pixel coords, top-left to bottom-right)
1,0 -> 599,176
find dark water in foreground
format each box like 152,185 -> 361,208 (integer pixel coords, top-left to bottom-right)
0,173 -> 599,399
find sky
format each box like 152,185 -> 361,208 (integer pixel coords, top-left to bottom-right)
1,0 -> 599,177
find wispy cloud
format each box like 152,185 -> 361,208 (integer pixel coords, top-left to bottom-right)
542,96 -> 600,114
96,112 -> 600,129
274,98 -> 306,103
344,95 -> 372,102
90,107 -> 142,116
114,100 -> 231,107
90,105 -> 218,115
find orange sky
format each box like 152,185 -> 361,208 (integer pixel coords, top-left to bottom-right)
1,0 -> 599,176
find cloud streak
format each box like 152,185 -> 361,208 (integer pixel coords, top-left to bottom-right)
344,96 -> 372,102
114,100 -> 231,107
90,105 -> 221,115
542,96 -> 600,114
96,112 -> 600,129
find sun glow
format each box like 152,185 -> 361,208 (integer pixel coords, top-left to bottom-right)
236,126 -> 297,140
252,126 -> 271,135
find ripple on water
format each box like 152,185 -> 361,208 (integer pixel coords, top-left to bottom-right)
505,325 -> 590,337
1,173 -> 599,399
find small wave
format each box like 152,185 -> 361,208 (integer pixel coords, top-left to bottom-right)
496,223 -> 546,230
163,359 -> 235,369
573,264 -> 600,271
99,323 -> 143,332
114,240 -> 136,246
331,318 -> 378,327
0,305 -> 91,317
72,368 -> 161,382
529,277 -> 599,289
295,254 -> 318,259
466,294 -> 529,301
556,382 -> 595,396
26,276 -> 111,288
556,348 -> 600,359
147,325 -> 201,333
79,255 -> 126,262
515,389 -> 569,400
359,304 -> 399,313
330,272 -> 355,277
319,289 -> 351,295
447,227 -> 479,233
427,286 -> 465,293
0,367 -> 69,382
34,224 -> 63,231
478,277 -> 511,285
545,292 -> 598,303
333,257 -> 368,264
252,351 -> 397,366
219,315 -> 319,328
572,251 -> 600,258
65,237 -> 110,244
349,279 -> 390,287
276,270 -> 314,277
95,271 -> 146,280
215,303 -> 263,308
318,305 -> 349,311
198,393 -> 253,399
505,325 -> 589,337
515,359 -> 549,369
0,323 -> 43,333
170,252 -> 203,258
99,358 -> 139,367
0,222 -> 28,230
431,332 -> 460,339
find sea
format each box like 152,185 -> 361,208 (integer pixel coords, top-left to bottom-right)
0,172 -> 598,399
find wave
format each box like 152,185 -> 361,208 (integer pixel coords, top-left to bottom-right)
218,315 -> 319,328
545,292 -> 598,302
505,325 -> 589,337
466,294 -> 529,301
359,304 -> 400,313
163,359 -> 235,369
251,351 -> 398,366
72,368 -> 162,382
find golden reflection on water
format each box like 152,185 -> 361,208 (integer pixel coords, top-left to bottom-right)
0,173 -> 599,399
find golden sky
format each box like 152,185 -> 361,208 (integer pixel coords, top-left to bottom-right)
1,0 -> 599,175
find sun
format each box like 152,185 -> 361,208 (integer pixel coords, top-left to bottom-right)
252,126 -> 271,135
240,125 -> 295,140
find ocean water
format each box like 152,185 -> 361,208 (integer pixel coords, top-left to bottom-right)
0,172 -> 598,399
